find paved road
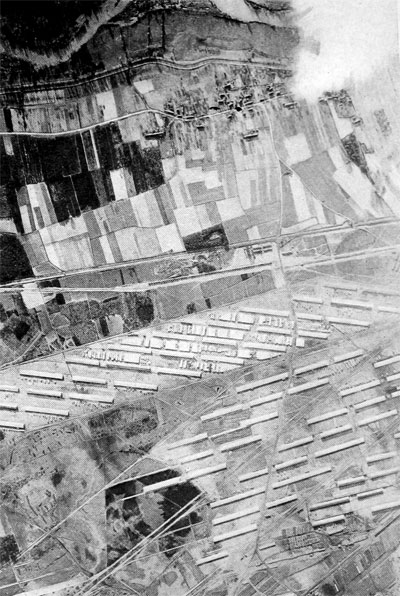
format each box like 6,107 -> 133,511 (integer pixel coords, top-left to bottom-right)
0,89 -> 290,137
1,218 -> 398,292
2,235 -> 399,296
0,54 -> 289,97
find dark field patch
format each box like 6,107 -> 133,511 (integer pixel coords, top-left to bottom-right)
0,534 -> 19,564
183,224 -> 228,252
105,468 -> 201,563
160,482 -> 202,557
342,133 -> 368,176
2,122 -> 165,227
105,479 -> 152,563
1,0 -> 105,53
0,234 -> 33,283
51,468 -> 65,487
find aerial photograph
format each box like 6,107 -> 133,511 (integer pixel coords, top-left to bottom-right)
0,0 -> 399,594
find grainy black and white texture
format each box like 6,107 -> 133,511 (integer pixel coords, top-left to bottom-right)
0,2 -> 399,595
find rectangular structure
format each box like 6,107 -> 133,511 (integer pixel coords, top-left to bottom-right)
249,391 -> 283,408
324,282 -> 358,291
307,408 -> 348,425
327,316 -> 370,327
240,411 -> 278,427
180,450 -> 214,464
186,463 -> 226,480
315,438 -> 364,458
220,435 -> 262,452
372,500 -> 400,514
369,467 -> 399,480
320,424 -> 353,439
27,388 -> 63,398
109,344 -> 152,354
239,467 -> 269,482
68,392 -> 114,403
202,355 -> 244,366
333,350 -> 364,363
243,342 -> 286,353
143,476 -> 183,493
106,348 -> 140,363
211,487 -> 265,509
240,306 -> 290,317
378,306 -> 400,314
0,385 -> 19,393
374,354 -> 400,368
155,367 -> 202,378
340,379 -> 380,397
311,515 -> 345,527
354,395 -> 386,411
275,456 -> 307,471
236,312 -> 255,325
159,350 -> 196,360
213,524 -> 257,543
295,312 -> 324,321
65,356 -> 100,366
213,505 -> 260,526
209,320 -> 250,331
358,409 -> 398,426
387,372 -> 400,382
288,377 -> 329,395
152,331 -> 197,342
196,551 -> 229,565
114,380 -> 158,391
20,369 -> 64,381
297,330 -> 329,340
0,402 -> 18,411
294,360 -> 329,375
209,427 -> 242,440
258,542 -> 276,551
201,404 -> 246,422
22,405 -> 69,417
266,494 -> 298,508
106,362 -> 151,372
293,295 -> 323,304
168,433 -> 208,449
0,420 -> 25,430
366,451 -> 396,464
337,476 -> 366,488
121,335 -> 143,346
272,467 -> 332,489
236,373 -> 288,394
202,337 -> 238,347
331,298 -> 372,310
310,496 -> 350,511
72,375 -> 107,385
357,488 -> 384,500
257,326 -> 291,336
278,436 -> 314,452
218,312 -> 236,322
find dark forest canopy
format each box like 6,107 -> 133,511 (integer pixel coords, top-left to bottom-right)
0,234 -> 33,283
0,0 -> 106,53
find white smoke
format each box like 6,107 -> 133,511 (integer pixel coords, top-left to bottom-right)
292,0 -> 399,101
